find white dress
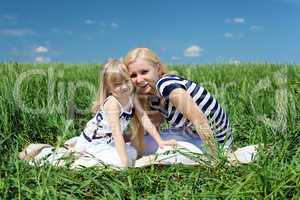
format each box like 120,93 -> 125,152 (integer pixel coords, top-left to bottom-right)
73,96 -> 137,167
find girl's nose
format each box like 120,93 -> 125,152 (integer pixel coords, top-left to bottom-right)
121,84 -> 129,91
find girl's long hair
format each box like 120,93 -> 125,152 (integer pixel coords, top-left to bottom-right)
91,59 -> 144,153
91,59 -> 130,114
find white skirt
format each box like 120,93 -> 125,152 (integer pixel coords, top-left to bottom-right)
73,134 -> 137,168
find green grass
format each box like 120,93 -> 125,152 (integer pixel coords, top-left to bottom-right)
0,62 -> 299,199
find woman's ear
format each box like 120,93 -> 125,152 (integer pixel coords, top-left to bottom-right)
156,63 -> 163,75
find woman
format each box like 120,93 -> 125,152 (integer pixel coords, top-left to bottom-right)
124,48 -> 233,157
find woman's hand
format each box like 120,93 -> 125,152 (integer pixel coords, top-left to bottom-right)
157,139 -> 177,148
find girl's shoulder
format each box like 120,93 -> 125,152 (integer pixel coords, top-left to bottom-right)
102,96 -> 122,112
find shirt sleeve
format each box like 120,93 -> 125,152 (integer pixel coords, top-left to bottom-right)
156,76 -> 187,98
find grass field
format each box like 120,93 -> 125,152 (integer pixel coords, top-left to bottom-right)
0,62 -> 299,199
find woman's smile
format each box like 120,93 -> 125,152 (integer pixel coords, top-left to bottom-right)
128,59 -> 160,95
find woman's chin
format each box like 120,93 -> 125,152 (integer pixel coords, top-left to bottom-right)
138,85 -> 154,95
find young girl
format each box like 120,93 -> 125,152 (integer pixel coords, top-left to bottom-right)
73,59 -> 175,168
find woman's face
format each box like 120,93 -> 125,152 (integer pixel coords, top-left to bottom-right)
127,59 -> 161,95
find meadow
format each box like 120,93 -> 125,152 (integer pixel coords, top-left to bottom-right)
0,62 -> 299,199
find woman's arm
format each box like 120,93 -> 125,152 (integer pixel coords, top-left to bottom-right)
104,98 -> 129,167
133,95 -> 176,147
138,94 -> 165,129
168,88 -> 217,156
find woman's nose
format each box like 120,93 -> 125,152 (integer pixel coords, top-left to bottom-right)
136,75 -> 144,83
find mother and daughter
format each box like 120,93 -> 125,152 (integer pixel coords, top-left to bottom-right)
20,48 -> 234,168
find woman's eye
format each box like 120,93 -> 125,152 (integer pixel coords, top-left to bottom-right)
141,70 -> 148,75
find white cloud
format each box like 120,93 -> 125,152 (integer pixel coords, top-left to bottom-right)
0,28 -> 35,36
233,18 -> 245,23
230,59 -> 241,65
184,45 -> 204,57
50,28 -> 73,35
35,56 -> 51,63
250,25 -> 263,31
171,56 -> 181,60
85,19 -> 95,24
34,46 -> 48,53
224,32 -> 244,39
84,20 -> 119,29
225,17 -> 245,24
224,32 -> 233,38
111,22 -> 119,28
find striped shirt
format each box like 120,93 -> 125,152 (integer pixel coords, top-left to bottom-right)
153,74 -> 232,145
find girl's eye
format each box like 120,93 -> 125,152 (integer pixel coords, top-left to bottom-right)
130,73 -> 137,78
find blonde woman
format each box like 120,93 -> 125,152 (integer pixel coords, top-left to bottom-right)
124,48 -> 233,158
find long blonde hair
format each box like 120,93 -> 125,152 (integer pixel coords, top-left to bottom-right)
91,59 -> 130,114
91,59 -> 144,154
124,48 -> 168,155
124,47 -> 168,75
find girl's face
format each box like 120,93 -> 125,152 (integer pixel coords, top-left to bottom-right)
108,78 -> 133,99
127,58 -> 161,95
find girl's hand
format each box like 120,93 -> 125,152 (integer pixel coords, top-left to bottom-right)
158,139 -> 177,148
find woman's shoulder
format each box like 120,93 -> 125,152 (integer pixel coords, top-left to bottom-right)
156,74 -> 189,97
161,73 -> 183,79
157,74 -> 187,86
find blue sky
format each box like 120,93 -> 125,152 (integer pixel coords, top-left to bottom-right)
0,0 -> 299,64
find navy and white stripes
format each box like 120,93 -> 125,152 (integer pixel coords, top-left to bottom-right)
154,74 -> 232,145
